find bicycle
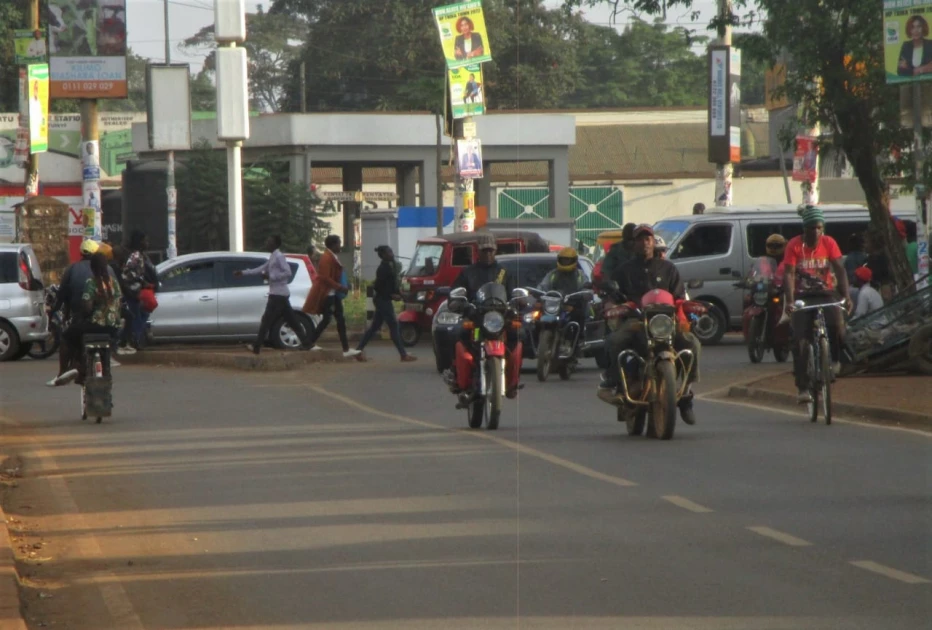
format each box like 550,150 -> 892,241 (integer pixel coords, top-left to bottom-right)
792,298 -> 846,425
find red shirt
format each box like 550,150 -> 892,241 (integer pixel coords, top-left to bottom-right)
782,235 -> 842,292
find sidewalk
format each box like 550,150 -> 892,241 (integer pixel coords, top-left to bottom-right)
727,371 -> 932,430
0,471 -> 27,630
118,345 -> 353,372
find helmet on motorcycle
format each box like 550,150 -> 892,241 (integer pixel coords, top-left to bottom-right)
765,234 -> 787,258
640,289 -> 676,308
556,246 -> 578,272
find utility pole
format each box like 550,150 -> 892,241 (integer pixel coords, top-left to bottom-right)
81,99 -> 101,242
22,0 -> 40,201
435,113 -> 443,235
164,0 -> 178,258
299,61 -> 307,113
714,0 -> 733,207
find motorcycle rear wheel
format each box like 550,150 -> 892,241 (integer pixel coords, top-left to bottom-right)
773,345 -> 790,363
536,330 -> 554,382
623,407 -> 646,436
747,316 -> 765,364
649,361 -> 678,440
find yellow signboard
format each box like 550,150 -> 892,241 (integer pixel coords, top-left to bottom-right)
433,1 -> 492,70
28,64 -> 49,153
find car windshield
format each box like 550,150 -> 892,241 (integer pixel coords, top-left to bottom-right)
500,259 -> 558,289
406,244 -> 444,277
653,220 -> 690,248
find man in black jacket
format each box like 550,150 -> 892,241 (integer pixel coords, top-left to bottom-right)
600,223 -> 637,287
355,246 -> 416,362
598,225 -> 700,424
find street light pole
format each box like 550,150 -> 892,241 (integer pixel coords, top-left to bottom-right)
715,0 -> 733,207
164,0 -> 178,258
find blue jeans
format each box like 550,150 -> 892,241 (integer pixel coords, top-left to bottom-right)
126,297 -> 147,348
357,297 -> 407,357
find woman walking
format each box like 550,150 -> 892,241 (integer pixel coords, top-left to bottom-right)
355,246 -> 416,362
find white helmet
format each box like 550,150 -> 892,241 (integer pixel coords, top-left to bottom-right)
654,235 -> 668,252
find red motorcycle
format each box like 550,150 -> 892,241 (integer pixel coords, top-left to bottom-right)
737,258 -> 791,364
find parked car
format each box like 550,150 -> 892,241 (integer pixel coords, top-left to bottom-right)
0,244 -> 49,361
430,252 -> 598,373
149,251 -> 314,347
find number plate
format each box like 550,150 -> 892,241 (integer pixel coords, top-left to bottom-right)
405,303 -> 424,312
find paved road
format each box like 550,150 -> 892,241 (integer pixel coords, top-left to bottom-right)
0,339 -> 928,629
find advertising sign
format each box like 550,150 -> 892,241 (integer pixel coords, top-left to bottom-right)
456,138 -> 483,179
14,29 -> 47,64
27,64 -> 49,153
433,1 -> 492,70
884,1 -> 932,84
48,0 -> 127,99
708,46 -> 742,164
449,65 -> 485,118
792,136 -> 818,182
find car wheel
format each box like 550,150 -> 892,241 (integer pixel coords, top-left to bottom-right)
0,321 -> 21,362
693,302 -> 727,346
10,342 -> 32,361
272,315 -> 312,349
400,323 -> 420,347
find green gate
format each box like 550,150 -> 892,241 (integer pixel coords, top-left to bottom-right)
497,186 -> 623,247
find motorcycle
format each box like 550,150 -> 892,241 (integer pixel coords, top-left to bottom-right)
736,258 -> 791,364
444,283 -> 525,430
527,287 -> 594,382
601,285 -> 705,440
29,284 -> 63,360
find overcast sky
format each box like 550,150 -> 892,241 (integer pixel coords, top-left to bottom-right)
128,0 -> 723,74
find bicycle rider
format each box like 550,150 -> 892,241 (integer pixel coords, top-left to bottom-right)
782,205 -> 854,403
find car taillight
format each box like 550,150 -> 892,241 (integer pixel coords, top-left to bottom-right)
18,256 -> 30,290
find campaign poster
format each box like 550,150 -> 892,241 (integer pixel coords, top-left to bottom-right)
884,1 -> 932,84
792,136 -> 818,183
456,138 -> 483,179
27,64 -> 49,153
449,65 -> 485,118
14,29 -> 48,64
48,0 -> 128,99
433,1 -> 492,70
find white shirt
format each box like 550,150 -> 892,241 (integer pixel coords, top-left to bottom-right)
26,39 -> 46,58
854,285 -> 883,318
914,46 -> 923,69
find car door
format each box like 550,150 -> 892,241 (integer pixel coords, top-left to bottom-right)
150,259 -> 219,339
669,222 -> 742,326
215,257 -> 271,336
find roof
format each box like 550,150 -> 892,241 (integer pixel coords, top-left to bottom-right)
421,230 -> 549,250
497,252 -> 594,264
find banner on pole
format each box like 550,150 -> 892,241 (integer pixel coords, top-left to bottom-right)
456,138 -> 483,179
884,1 -> 932,84
792,136 -> 818,182
433,1 -> 492,70
14,29 -> 48,64
27,64 -> 49,153
449,64 -> 485,118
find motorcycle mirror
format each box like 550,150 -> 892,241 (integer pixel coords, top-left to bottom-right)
450,287 -> 467,299
511,288 -> 529,300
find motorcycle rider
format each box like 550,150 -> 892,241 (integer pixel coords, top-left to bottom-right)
538,246 -> 591,355
46,239 -> 100,386
600,223 -> 637,286
448,233 -> 521,400
783,205 -> 853,403
598,225 -> 700,424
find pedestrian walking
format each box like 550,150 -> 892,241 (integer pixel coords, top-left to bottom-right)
122,230 -> 157,350
355,246 -> 417,362
302,235 -> 360,358
235,235 -> 312,355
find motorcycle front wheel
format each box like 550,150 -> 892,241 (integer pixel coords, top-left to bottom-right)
536,329 -> 554,382
747,316 -> 765,364
486,356 -> 504,430
649,361 -> 678,440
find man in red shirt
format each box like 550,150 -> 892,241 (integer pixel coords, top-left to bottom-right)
782,205 -> 853,403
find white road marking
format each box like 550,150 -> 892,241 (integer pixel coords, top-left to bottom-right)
850,560 -> 930,584
747,526 -> 813,547
662,495 -> 713,513
309,386 -> 638,487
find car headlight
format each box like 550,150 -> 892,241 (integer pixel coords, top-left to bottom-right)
543,299 -> 561,314
436,311 -> 462,326
647,314 -> 675,339
483,311 -> 505,334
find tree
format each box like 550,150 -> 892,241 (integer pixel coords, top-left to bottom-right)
179,5 -> 307,112
571,0 -> 914,290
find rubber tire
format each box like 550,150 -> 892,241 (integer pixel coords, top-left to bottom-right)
400,323 -> 420,347
0,321 -> 20,362
468,398 -> 484,429
773,345 -> 790,363
693,303 -> 727,346
820,337 -> 832,425
536,330 -> 553,382
747,316 -> 765,364
10,343 -> 31,361
649,361 -> 678,440
434,340 -> 445,374
272,315 -> 311,350
558,362 -> 572,381
623,407 -> 646,436
807,344 -> 819,423
28,321 -> 60,360
486,357 -> 504,430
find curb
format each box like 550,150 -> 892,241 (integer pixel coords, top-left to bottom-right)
0,493 -> 27,630
726,384 -> 932,432
118,348 -> 351,372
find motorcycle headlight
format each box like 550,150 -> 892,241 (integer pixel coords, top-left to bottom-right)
648,314 -> 675,339
436,311 -> 462,326
483,311 -> 506,335
543,298 -> 561,314
523,311 -> 539,324
753,292 -> 768,306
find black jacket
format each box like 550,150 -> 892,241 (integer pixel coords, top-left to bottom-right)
452,262 -> 515,302
612,255 -> 685,302
372,259 -> 400,300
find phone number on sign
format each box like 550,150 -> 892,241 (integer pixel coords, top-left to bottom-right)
59,81 -> 118,92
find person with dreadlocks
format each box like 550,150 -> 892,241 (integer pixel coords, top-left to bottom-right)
782,205 -> 853,403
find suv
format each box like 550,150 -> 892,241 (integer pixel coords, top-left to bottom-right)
0,244 -> 49,361
150,251 -> 315,347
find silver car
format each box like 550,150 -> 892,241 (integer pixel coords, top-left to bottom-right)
0,244 -> 49,361
151,251 -> 316,348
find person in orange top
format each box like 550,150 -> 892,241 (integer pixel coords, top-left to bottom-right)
302,235 -> 360,358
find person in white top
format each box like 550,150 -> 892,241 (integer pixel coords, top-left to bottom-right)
852,267 -> 883,318
26,36 -> 46,60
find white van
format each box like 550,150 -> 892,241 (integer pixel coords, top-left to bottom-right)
653,204 -> 916,344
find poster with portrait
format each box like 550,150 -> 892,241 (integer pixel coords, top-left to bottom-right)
792,135 -> 818,183
48,0 -> 127,99
27,64 -> 49,154
456,138 -> 483,179
14,29 -> 48,64
449,64 -> 485,118
433,1 -> 493,70
884,1 -> 932,84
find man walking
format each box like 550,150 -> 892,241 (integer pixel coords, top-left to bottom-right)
235,235 -> 311,355
355,245 -> 417,362
302,235 -> 360,358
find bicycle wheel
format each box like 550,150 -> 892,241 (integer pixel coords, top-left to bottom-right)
807,341 -> 819,423
819,337 -> 832,425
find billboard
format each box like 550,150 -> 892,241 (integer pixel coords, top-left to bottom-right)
48,0 -> 127,99
884,1 -> 932,84
708,45 -> 742,164
14,29 -> 47,64
433,1 -> 492,70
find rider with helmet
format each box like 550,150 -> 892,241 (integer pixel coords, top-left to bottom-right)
764,234 -> 787,280
598,225 -> 700,424
539,247 -> 587,294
